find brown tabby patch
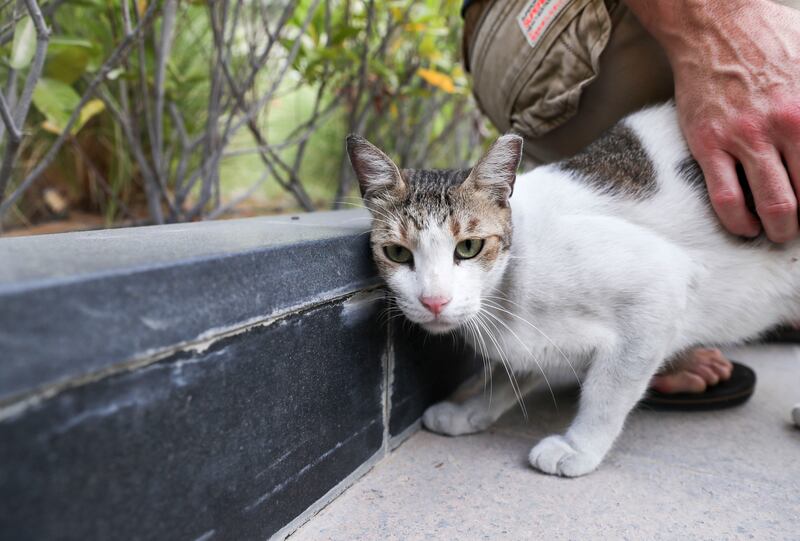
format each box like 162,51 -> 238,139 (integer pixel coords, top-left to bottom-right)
560,123 -> 656,199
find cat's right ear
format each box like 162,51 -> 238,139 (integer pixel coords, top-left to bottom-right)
466,134 -> 523,204
346,135 -> 405,200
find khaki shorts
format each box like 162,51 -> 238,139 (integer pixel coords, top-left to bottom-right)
465,0 -> 800,164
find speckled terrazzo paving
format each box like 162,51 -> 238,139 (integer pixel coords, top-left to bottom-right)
292,345 -> 800,540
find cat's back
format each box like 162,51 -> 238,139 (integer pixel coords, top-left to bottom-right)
508,104 -> 800,347
536,102 -> 769,252
512,103 -> 703,241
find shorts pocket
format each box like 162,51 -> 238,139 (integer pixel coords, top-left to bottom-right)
471,0 -> 617,139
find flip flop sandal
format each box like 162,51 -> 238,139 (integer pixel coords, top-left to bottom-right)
639,361 -> 756,412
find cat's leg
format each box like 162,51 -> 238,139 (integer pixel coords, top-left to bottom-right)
529,339 -> 670,477
423,365 -> 537,436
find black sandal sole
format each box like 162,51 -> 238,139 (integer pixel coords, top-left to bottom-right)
638,361 -> 756,412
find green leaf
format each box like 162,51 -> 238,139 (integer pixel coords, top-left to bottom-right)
33,78 -> 79,130
77,99 -> 105,131
44,38 -> 94,84
31,78 -> 103,135
10,17 -> 36,70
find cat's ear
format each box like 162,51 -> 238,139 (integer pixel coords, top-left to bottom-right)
346,134 -> 405,200
466,134 -> 523,203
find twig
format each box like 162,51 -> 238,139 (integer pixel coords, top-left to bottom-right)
0,0 -> 50,212
183,0 -> 321,216
152,0 -> 177,183
205,169 -> 270,220
0,0 -> 158,218
132,0 -> 159,201
0,0 -> 63,45
70,139 -> 135,219
0,92 -> 21,142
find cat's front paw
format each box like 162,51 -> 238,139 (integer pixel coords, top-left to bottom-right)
528,435 -> 602,477
422,401 -> 491,436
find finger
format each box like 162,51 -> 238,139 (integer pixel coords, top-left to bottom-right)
697,152 -> 761,237
774,104 -> 800,201
785,151 -> 800,203
740,147 -> 798,242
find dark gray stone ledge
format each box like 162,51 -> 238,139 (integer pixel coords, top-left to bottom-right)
0,210 -> 378,404
0,209 -> 473,540
0,294 -> 386,540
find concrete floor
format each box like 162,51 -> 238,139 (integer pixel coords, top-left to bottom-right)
292,345 -> 800,540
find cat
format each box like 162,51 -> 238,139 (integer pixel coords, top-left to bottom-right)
346,102 -> 800,477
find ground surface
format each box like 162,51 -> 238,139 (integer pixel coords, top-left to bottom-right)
292,345 -> 800,540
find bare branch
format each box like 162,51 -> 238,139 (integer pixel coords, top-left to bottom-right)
152,0 -> 177,181
0,0 -> 63,45
95,86 -> 166,223
0,0 -> 158,218
70,140 -> 135,220
0,92 -> 21,142
182,0 -> 321,216
0,0 -> 49,213
205,170 -> 270,220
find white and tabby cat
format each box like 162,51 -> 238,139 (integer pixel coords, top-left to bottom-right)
346,102 -> 800,477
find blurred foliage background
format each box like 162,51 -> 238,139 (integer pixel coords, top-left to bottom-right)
0,0 -> 492,235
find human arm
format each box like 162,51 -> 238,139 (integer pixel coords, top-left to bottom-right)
626,0 -> 800,242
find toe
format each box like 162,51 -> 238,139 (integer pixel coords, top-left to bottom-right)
529,435 -> 575,474
650,371 -> 707,394
529,435 -> 600,477
687,363 -> 720,386
709,357 -> 733,380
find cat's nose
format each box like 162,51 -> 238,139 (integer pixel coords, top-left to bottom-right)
420,296 -> 450,316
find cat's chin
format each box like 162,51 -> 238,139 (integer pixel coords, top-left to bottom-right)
419,320 -> 459,335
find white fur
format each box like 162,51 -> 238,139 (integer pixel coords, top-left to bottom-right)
412,103 -> 800,476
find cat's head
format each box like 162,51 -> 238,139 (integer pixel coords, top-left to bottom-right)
346,134 -> 522,334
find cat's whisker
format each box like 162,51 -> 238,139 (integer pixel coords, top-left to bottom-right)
481,294 -> 583,389
467,315 -> 496,407
479,305 -> 558,411
469,319 -> 488,394
482,296 -> 582,391
478,314 -> 528,420
475,310 -> 528,417
473,310 -> 528,419
466,316 -> 494,406
336,201 -> 400,227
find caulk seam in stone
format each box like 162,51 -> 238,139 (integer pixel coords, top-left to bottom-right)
0,285 -> 384,421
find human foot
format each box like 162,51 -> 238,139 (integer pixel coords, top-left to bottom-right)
650,348 -> 733,394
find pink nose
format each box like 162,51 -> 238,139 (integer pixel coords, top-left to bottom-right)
420,296 -> 450,316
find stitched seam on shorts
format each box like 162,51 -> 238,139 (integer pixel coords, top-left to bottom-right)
560,37 -> 593,71
587,0 -> 614,66
502,0 -> 586,120
467,1 -> 495,73
511,0 -> 613,138
472,0 -> 517,87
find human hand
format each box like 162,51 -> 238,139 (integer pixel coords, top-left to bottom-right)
627,0 -> 800,242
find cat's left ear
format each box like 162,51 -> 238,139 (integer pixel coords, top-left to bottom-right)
465,134 -> 523,204
346,134 -> 406,200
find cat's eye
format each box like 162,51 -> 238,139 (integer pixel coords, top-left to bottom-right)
384,244 -> 413,264
455,238 -> 484,260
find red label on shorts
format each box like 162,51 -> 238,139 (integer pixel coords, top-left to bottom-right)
517,0 -> 566,47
